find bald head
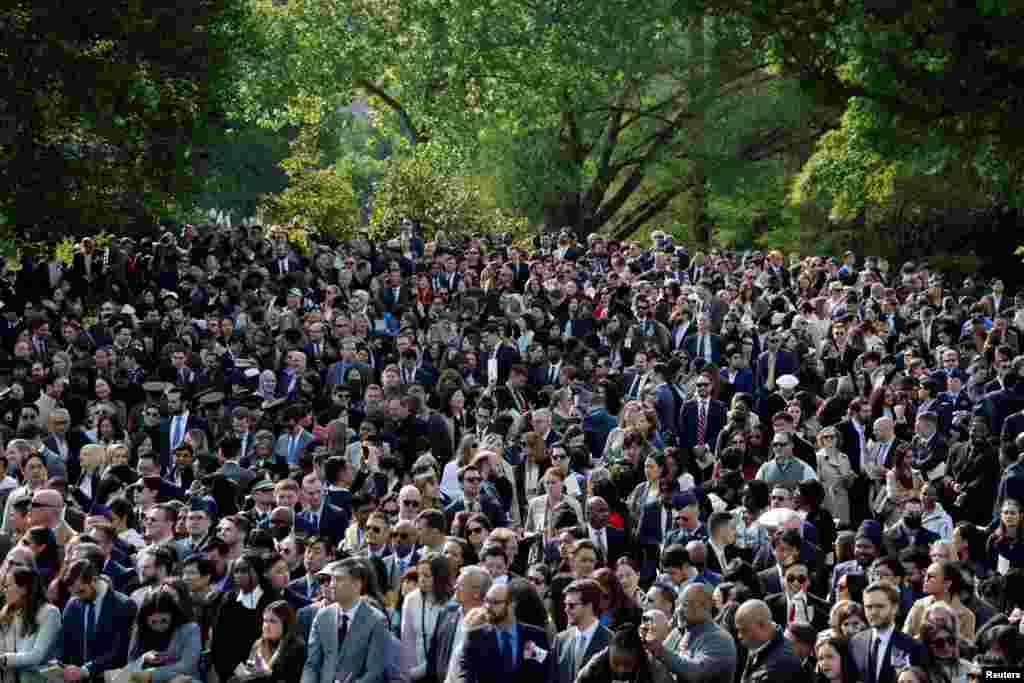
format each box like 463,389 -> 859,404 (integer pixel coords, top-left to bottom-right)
679,583 -> 712,626
735,599 -> 775,650
685,541 -> 707,566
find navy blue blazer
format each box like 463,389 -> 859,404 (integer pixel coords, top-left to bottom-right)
59,586 -> 138,677
678,398 -> 728,452
682,333 -> 724,365
445,493 -> 508,530
461,621 -> 554,683
849,628 -> 925,683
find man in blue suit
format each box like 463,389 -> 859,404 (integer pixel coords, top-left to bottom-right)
849,582 -> 925,683
298,472 -> 350,548
678,377 -> 727,475
460,582 -> 554,683
58,556 -> 138,681
719,345 -> 755,406
683,314 -> 724,366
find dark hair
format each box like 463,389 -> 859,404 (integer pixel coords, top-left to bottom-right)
722,559 -> 764,599
418,551 -> 454,604
3,565 -> 47,636
565,578 -> 603,611
262,599 -> 298,649
815,636 -> 858,683
507,577 -> 549,632
133,591 -> 186,656
26,526 -> 61,576
159,577 -> 196,622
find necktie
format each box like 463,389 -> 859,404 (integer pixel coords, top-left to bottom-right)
697,402 -> 707,445
310,511 -> 319,530
501,631 -> 515,673
289,435 -> 298,463
787,601 -> 796,624
83,601 -> 95,661
339,613 -> 349,649
699,335 -> 705,359
549,366 -> 557,384
869,635 -> 881,683
172,416 -> 182,449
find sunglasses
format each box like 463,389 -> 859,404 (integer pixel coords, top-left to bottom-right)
786,575 -> 808,585
394,532 -> 414,541
695,383 -> 710,388
368,526 -> 386,534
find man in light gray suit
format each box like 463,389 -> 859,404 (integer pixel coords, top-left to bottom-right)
554,579 -> 611,683
643,583 -> 737,683
297,563 -> 335,645
302,557 -> 389,683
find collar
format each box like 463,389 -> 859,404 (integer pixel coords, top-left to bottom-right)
576,619 -> 600,641
237,585 -> 264,609
339,599 -> 362,623
872,625 -> 895,641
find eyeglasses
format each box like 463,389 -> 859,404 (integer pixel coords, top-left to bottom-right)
786,575 -> 808,585
401,499 -> 421,508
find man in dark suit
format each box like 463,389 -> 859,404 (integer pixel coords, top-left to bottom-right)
159,388 -> 208,469
754,335 -> 800,397
735,599 -> 802,683
706,511 -> 739,576
585,497 -> 627,567
554,579 -> 611,683
57,557 -> 138,681
910,411 -> 949,482
444,464 -> 508,529
765,560 -> 830,633
460,582 -> 554,683
720,346 -> 755,407
678,377 -> 727,475
298,472 -> 350,549
881,497 -> 939,558
683,314 -> 725,365
849,582 -> 925,683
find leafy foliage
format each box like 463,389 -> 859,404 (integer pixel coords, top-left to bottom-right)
0,0 -> 266,237
368,142 -> 529,239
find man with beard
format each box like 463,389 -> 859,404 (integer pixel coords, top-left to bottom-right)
881,497 -> 939,558
946,415 -> 1000,525
830,520 -> 882,600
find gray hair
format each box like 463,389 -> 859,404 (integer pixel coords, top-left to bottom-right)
460,565 -> 493,598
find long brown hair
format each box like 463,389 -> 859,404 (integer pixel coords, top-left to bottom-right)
0,565 -> 47,635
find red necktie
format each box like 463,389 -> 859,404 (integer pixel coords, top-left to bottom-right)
697,402 -> 707,445
788,602 -> 796,624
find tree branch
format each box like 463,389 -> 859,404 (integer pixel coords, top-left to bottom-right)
609,181 -> 693,240
356,78 -> 423,144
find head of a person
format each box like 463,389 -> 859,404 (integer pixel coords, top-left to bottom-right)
484,582 -> 515,627
608,624 -> 647,679
735,599 -> 776,651
261,599 -> 297,645
863,581 -> 900,629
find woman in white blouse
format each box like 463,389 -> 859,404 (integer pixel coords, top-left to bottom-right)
400,552 -> 454,682
0,565 -> 62,678
525,468 -> 584,538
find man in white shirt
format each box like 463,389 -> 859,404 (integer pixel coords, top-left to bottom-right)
555,579 -> 611,683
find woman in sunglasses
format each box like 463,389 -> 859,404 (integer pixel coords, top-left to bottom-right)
919,619 -> 970,683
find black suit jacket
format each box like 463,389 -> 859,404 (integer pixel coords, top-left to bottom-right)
765,591 -> 830,633
740,630 -> 802,683
427,604 -> 462,683
849,628 -> 925,683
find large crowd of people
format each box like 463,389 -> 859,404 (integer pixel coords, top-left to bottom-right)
0,223 -> 1021,683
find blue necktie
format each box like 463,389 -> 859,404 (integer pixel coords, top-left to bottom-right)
501,631 -> 515,673
83,601 -> 95,661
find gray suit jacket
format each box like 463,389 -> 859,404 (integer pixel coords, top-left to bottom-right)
660,620 -> 737,683
555,624 -> 611,683
302,601 -> 389,683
